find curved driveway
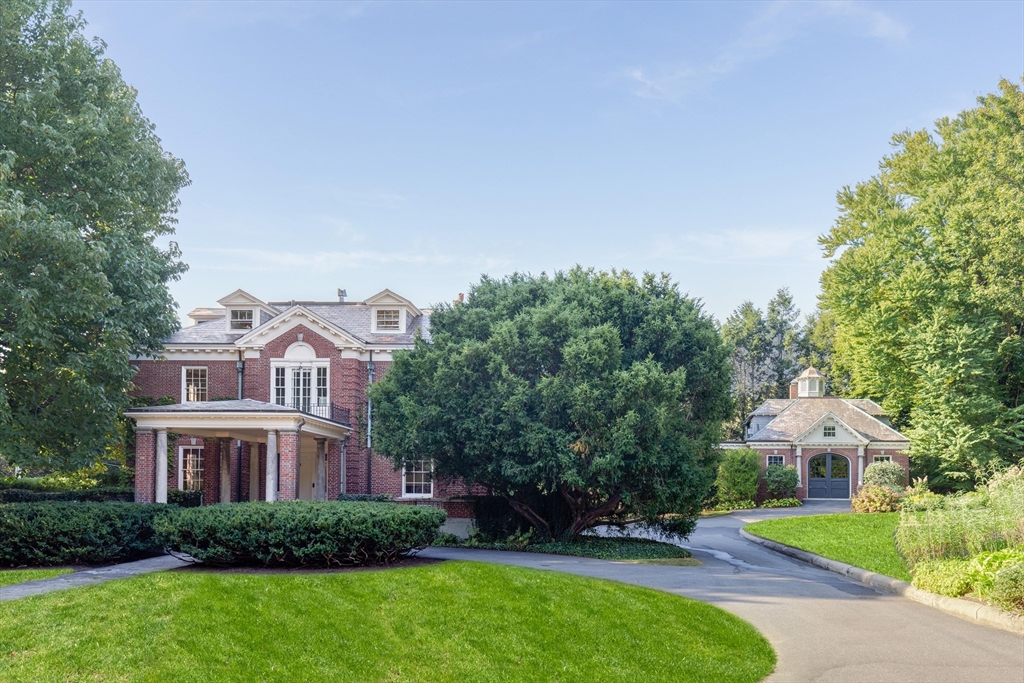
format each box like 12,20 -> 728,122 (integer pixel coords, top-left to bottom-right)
422,501 -> 1024,683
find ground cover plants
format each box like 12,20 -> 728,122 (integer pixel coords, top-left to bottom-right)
0,561 -> 775,683
435,533 -> 693,561
744,513 -> 910,581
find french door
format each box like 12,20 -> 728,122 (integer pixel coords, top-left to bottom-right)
274,366 -> 328,416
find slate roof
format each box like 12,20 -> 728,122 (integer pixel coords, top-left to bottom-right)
164,302 -> 430,346
747,397 -> 907,443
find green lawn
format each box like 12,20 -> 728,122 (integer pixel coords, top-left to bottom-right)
0,568 -> 71,588
0,561 -> 775,683
745,513 -> 911,581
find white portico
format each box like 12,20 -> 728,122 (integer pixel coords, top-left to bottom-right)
127,399 -> 351,504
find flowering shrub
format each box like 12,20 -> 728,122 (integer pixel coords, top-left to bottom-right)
851,485 -> 902,513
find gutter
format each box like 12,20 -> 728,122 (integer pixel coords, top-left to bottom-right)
366,350 -> 375,495
236,351 -> 244,502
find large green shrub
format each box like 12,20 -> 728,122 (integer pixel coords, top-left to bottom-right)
337,493 -> 394,503
157,501 -> 446,567
0,502 -> 170,566
762,465 -> 798,500
715,449 -> 762,506
167,489 -> 202,507
911,558 -> 974,596
0,487 -> 133,503
862,461 -> 906,491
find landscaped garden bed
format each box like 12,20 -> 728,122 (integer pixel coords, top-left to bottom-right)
0,561 -> 775,682
435,534 -> 694,561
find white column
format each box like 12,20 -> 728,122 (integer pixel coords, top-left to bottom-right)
155,429 -> 168,504
266,430 -> 279,502
220,439 -> 231,503
795,446 -> 803,488
315,438 -> 327,501
857,445 -> 865,489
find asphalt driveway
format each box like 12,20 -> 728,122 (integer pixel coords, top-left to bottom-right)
422,501 -> 1024,683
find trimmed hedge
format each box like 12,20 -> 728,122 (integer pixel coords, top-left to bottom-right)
0,487 -> 134,503
337,493 -> 394,503
168,489 -> 203,507
156,501 -> 446,567
0,502 -> 170,566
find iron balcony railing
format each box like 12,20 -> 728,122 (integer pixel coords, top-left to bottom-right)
280,400 -> 350,425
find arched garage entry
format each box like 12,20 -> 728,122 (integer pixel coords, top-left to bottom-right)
807,453 -> 850,498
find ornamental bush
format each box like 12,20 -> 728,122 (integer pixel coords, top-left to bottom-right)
760,497 -> 802,509
0,502 -> 170,566
911,558 -> 974,597
0,487 -> 133,503
762,465 -> 798,500
851,485 -> 902,513
991,562 -> 1024,612
862,461 -> 906,491
156,501 -> 446,567
715,449 -> 762,506
337,493 -> 394,503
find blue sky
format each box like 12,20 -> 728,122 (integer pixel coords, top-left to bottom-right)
77,1 -> 1022,324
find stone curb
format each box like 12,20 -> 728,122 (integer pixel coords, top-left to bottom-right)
738,528 -> 1024,636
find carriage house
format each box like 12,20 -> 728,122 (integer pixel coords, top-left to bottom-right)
126,288 -> 476,523
725,367 -> 911,499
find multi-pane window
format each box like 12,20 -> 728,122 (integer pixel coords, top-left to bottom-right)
183,367 -> 207,402
181,447 -> 203,492
767,455 -> 785,467
230,309 -> 254,330
873,455 -> 892,463
823,425 -> 836,438
293,368 -> 311,411
316,367 -> 328,406
274,367 -> 287,405
376,309 -> 400,330
404,460 -> 432,497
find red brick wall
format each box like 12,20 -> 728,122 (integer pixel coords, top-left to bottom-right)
745,444 -> 910,499
278,431 -> 299,501
131,359 -> 238,403
134,430 -> 155,504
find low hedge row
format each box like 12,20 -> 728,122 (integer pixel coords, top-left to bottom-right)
0,502 -> 169,566
0,487 -> 134,503
156,501 -> 446,567
337,493 -> 394,503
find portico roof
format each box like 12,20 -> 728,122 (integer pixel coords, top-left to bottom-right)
126,399 -> 352,443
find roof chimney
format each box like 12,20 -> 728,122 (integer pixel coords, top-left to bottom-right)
789,380 -> 799,399
457,293 -> 464,303
337,289 -> 347,302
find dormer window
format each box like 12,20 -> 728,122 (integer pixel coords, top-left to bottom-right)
229,309 -> 254,330
376,309 -> 400,330
823,425 -> 836,438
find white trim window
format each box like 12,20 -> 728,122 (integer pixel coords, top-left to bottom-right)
229,309 -> 254,330
403,459 -> 433,498
376,309 -> 400,330
270,360 -> 330,416
767,455 -> 785,467
873,455 -> 892,463
182,367 -> 208,402
823,425 -> 836,438
178,446 -> 204,491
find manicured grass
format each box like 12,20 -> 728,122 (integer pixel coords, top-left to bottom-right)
444,535 -> 693,560
745,513 -> 911,581
0,561 -> 774,683
0,568 -> 71,588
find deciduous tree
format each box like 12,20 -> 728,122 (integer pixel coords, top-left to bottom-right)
0,0 -> 188,468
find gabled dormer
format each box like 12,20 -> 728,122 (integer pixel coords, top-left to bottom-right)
216,290 -> 279,333
364,289 -> 423,335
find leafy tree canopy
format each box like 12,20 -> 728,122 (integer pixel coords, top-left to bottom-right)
0,0 -> 188,468
370,269 -> 733,539
819,79 -> 1024,489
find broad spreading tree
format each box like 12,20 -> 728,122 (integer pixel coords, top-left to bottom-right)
0,0 -> 189,469
819,79 -> 1024,489
370,269 -> 733,539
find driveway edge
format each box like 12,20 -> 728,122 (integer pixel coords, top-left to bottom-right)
738,528 -> 1024,636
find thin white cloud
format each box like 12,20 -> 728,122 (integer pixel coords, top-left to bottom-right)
652,227 -> 822,265
622,1 -> 908,103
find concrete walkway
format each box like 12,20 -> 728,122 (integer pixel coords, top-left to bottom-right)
422,501 -> 1024,683
0,555 -> 192,602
